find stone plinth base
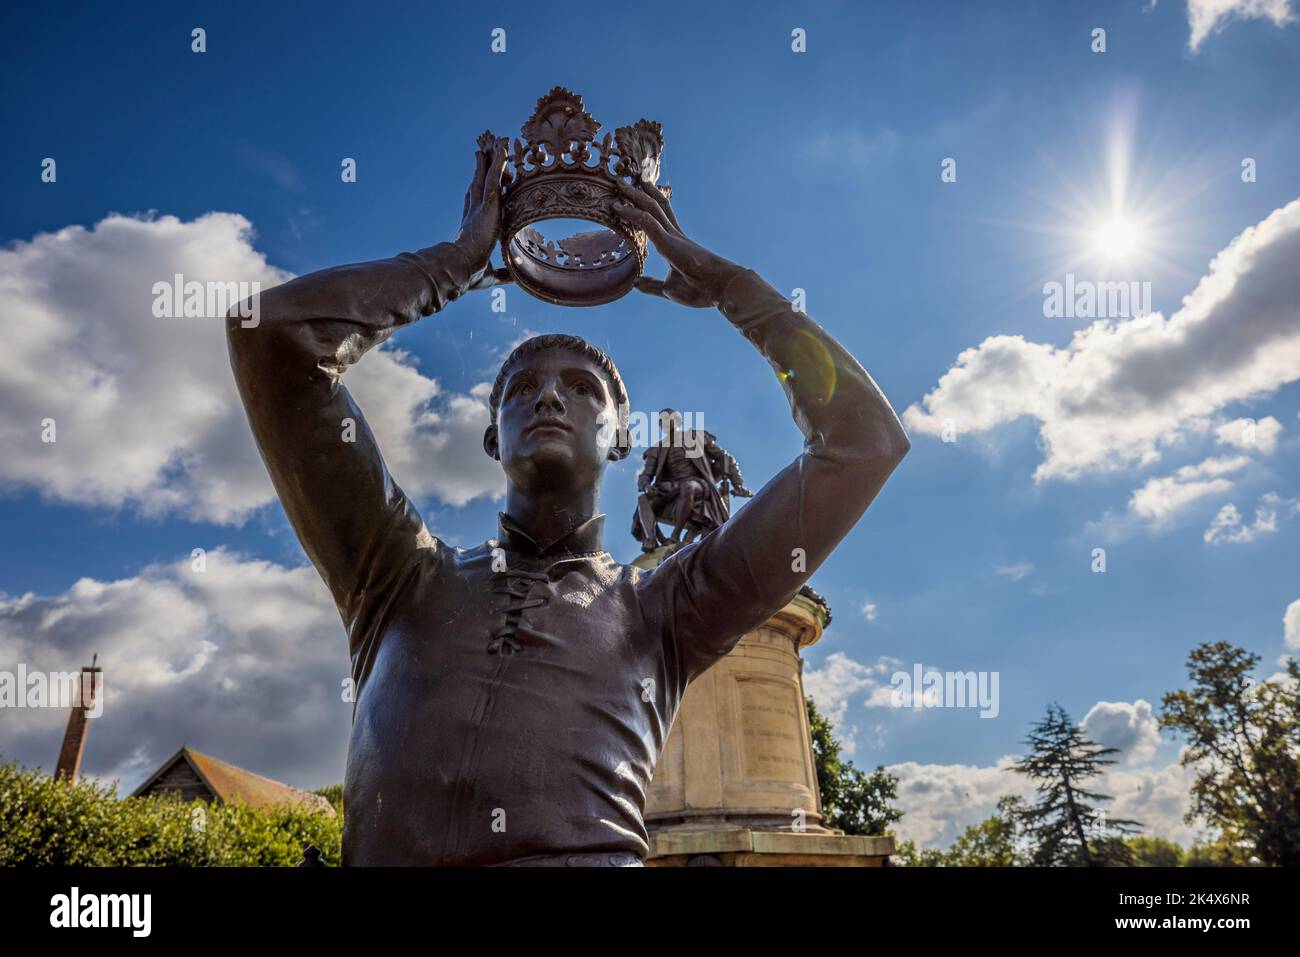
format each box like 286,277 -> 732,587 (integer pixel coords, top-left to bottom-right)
635,546 -> 896,868
647,827 -> 894,867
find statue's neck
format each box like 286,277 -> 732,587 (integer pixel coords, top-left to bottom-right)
503,484 -> 602,553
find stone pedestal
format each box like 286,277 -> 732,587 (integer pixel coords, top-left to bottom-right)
634,546 -> 894,866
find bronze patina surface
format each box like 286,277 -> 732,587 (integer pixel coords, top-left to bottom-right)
226,101 -> 909,865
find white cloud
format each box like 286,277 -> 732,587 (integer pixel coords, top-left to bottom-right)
0,213 -> 505,524
861,600 -> 879,622
1081,699 -> 1163,765
1204,502 -> 1251,542
1090,758 -> 1202,848
500,327 -> 545,362
887,756 -> 1032,848
0,548 -> 350,792
1214,415 -> 1282,454
888,749 -> 1201,850
1187,0 -> 1296,51
1283,598 -> 1300,652
1127,454 -> 1249,525
348,367 -> 504,509
1203,492 -> 1297,543
995,562 -> 1035,582
803,651 -> 897,754
905,200 -> 1300,482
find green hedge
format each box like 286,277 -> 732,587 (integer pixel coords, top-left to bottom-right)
0,759 -> 342,866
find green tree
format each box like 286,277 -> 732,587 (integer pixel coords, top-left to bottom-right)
1184,838 -> 1254,867
892,839 -> 945,867
1010,703 -> 1141,866
1125,835 -> 1185,867
1160,643 -> 1300,866
894,796 -> 1026,867
806,696 -> 902,836
944,796 -> 1027,866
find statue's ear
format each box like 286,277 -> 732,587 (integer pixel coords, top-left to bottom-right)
606,421 -> 631,462
483,424 -> 500,461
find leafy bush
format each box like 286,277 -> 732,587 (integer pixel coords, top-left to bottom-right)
0,758 -> 342,866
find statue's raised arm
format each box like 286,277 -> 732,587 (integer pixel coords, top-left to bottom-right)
616,181 -> 910,682
224,136 -> 509,636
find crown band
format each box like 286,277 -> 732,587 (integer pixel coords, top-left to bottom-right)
484,88 -> 665,307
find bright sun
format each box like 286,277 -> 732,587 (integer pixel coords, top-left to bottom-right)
1015,111 -> 1176,284
1094,218 -> 1141,259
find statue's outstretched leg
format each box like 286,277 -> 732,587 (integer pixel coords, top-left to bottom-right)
668,482 -> 700,543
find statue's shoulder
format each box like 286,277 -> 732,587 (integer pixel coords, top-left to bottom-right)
617,557 -> 648,588
439,538 -> 497,568
674,428 -> 714,445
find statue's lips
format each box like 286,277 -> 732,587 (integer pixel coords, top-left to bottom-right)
525,420 -> 572,436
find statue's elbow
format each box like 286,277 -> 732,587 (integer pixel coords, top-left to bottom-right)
834,421 -> 910,475
887,425 -> 912,467
225,289 -> 294,369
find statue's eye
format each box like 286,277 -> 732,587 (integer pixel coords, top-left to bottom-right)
512,381 -> 534,398
572,381 -> 592,397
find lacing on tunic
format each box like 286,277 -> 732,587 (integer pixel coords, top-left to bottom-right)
487,567 -> 550,654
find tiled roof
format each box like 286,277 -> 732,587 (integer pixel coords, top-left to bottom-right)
135,746 -> 336,816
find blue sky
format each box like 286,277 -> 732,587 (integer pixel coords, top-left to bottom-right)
2,0 -> 1298,848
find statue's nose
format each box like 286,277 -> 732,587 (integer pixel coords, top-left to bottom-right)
534,381 -> 564,413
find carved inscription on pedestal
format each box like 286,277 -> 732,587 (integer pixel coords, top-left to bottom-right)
736,677 -> 808,786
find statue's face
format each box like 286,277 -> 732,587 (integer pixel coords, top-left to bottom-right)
488,347 -> 621,488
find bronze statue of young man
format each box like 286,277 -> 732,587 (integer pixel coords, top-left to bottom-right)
226,134 -> 909,866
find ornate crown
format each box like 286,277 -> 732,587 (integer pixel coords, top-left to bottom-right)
482,87 -> 666,307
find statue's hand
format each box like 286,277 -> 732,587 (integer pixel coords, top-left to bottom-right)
612,181 -> 745,309
453,133 -> 510,279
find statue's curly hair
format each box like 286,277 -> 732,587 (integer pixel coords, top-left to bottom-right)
487,334 -> 631,459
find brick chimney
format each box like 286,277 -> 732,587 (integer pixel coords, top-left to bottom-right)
54,654 -> 101,784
